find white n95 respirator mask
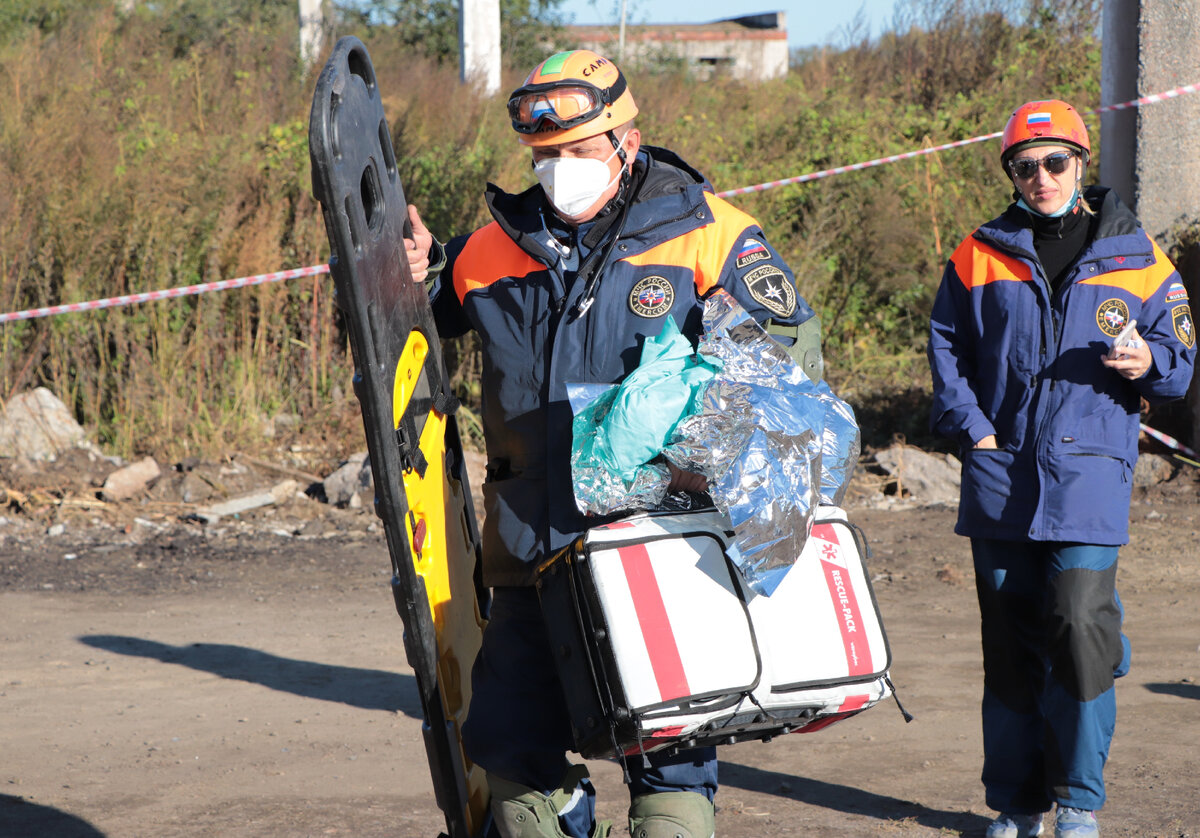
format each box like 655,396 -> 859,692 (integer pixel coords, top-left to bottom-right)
533,136 -> 627,218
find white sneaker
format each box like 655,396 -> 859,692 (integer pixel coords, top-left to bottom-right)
987,812 -> 1044,838
1055,806 -> 1098,838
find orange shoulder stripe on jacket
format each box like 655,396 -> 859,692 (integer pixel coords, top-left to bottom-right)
621,194 -> 759,295
1077,240 -> 1178,301
452,222 -> 546,304
950,234 -> 1034,290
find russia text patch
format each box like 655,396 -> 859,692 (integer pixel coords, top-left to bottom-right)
735,238 -> 770,270
1165,282 -> 1189,304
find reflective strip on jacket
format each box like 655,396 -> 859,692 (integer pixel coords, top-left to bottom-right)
929,187 -> 1195,545
432,146 -> 817,586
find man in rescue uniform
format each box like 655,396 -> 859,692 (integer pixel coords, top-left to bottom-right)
404,49 -> 821,838
928,100 -> 1195,838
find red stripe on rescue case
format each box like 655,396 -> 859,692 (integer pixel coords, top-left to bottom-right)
837,694 -> 870,712
814,523 -> 873,677
621,725 -> 686,756
618,542 -> 690,701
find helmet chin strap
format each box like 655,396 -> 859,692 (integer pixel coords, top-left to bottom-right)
607,129 -> 632,191
606,129 -> 628,163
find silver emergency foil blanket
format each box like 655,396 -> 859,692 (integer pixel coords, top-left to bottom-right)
571,290 -> 860,594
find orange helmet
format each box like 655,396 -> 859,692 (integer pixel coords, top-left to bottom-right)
507,50 -> 639,147
1001,100 -> 1091,171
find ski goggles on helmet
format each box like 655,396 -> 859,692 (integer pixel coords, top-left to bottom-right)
507,74 -> 629,135
1008,151 -> 1077,180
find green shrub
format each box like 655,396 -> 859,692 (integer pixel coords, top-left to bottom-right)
0,0 -> 1117,462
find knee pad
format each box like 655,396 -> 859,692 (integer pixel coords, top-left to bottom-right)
1050,565 -> 1123,701
487,765 -> 610,838
628,791 -> 715,838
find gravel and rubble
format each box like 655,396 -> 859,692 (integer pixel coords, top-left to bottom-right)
0,404 -> 1189,560
1,388 -> 1187,544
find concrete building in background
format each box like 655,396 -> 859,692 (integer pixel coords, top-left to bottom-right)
569,13 -> 789,81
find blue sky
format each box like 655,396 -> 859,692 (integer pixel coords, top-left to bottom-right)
556,0 -> 902,50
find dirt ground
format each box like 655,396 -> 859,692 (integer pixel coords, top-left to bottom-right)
2,451 -> 1199,838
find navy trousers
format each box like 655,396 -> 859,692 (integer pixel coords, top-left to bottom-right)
461,586 -> 718,838
971,539 -> 1130,814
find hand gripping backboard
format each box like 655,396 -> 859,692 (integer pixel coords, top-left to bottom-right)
308,37 -> 489,838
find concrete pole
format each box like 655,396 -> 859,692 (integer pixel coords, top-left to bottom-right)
460,0 -> 501,96
1131,1 -> 1200,241
618,0 -> 628,64
1101,0 -> 1200,240
1103,0 -> 1200,448
298,0 -> 326,73
1098,0 -> 1137,208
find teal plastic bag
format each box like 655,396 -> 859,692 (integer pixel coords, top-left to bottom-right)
572,317 -> 720,506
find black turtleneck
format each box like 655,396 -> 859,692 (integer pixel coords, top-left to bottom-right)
1027,202 -> 1096,295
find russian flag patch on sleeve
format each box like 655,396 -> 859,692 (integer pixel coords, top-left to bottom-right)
735,238 -> 770,270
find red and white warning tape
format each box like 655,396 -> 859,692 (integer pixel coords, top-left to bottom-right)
1095,82 -> 1200,112
1139,422 -> 1199,459
0,264 -> 330,324
0,81 -> 1196,324
716,132 -> 1003,197
716,81 -> 1200,198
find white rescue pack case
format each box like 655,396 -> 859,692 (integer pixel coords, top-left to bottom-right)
535,506 -> 894,759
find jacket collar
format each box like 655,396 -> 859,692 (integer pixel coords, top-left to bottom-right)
975,186 -> 1149,264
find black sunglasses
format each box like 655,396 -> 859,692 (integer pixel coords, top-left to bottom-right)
1009,151 -> 1077,180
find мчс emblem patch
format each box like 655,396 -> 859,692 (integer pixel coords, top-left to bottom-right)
628,275 -> 674,318
735,238 -> 770,270
741,265 -> 797,318
1095,298 -> 1130,337
1172,304 -> 1195,348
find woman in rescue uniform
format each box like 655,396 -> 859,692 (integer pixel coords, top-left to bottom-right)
405,49 -> 821,838
928,100 -> 1195,838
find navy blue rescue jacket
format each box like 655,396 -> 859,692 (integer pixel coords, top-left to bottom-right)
929,187 -> 1195,545
431,146 -> 818,586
